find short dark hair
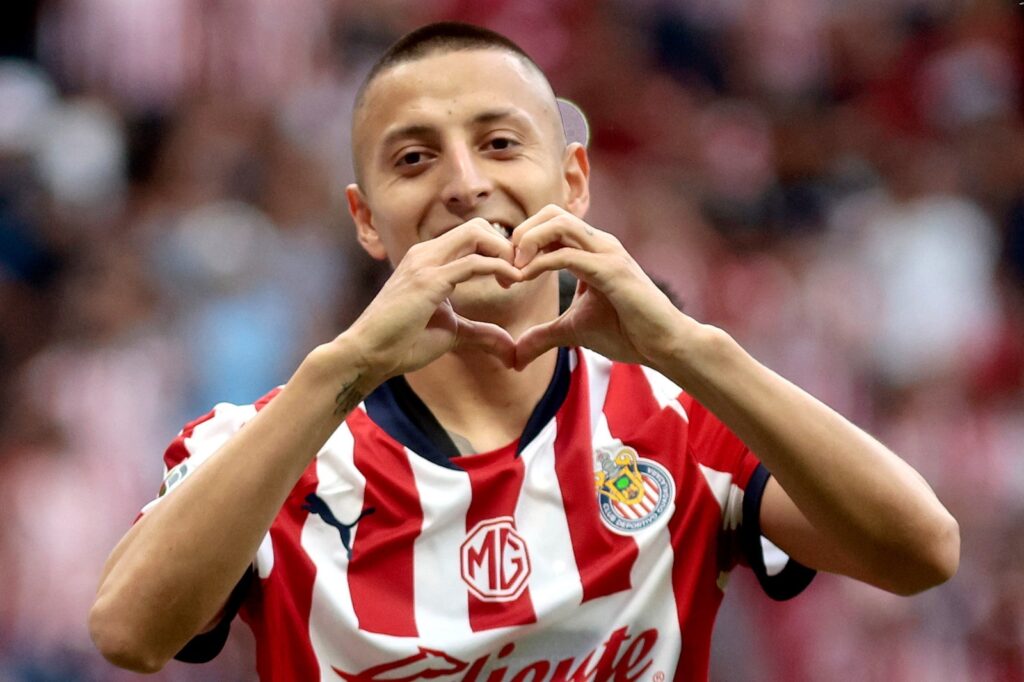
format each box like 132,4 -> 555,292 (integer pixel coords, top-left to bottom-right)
355,22 -> 542,112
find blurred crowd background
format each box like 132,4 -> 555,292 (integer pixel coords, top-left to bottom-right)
1,0 -> 1022,680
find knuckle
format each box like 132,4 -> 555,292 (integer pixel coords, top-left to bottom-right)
406,273 -> 426,291
405,241 -> 427,259
551,213 -> 568,227
410,266 -> 435,286
613,253 -> 633,272
469,220 -> 501,246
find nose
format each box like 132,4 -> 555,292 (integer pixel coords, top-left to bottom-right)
440,142 -> 492,216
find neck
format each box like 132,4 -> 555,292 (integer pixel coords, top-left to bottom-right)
405,280 -> 561,453
406,348 -> 558,453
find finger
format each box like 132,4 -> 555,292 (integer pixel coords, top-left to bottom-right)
453,316 -> 516,367
509,204 -> 565,240
518,248 -> 605,285
514,314 -> 576,371
434,218 -> 516,264
512,211 -> 581,268
513,212 -> 610,268
510,205 -> 570,267
438,254 -> 524,288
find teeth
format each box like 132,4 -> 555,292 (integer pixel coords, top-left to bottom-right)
491,221 -> 511,239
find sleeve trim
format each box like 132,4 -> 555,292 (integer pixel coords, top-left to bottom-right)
741,464 -> 816,601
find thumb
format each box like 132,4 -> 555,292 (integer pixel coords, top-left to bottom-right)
453,316 -> 516,368
514,314 -> 576,371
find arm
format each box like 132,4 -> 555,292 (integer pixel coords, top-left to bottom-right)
512,205 -> 960,595
89,220 -> 522,672
658,326 -> 959,594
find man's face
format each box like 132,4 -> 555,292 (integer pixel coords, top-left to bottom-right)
347,48 -> 588,321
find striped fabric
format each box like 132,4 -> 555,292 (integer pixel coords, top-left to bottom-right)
146,347 -> 810,681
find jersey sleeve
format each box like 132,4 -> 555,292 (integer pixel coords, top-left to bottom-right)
140,401 -> 256,516
682,394 -> 816,601
140,391 -> 280,663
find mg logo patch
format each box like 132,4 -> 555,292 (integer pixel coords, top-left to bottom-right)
595,444 -> 674,534
460,517 -> 531,601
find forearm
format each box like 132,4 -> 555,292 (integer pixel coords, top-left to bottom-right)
89,336 -> 377,672
655,319 -> 959,590
507,207 -> 958,591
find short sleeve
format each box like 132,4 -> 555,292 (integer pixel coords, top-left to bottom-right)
683,395 -> 815,601
140,388 -> 282,663
139,401 -> 257,517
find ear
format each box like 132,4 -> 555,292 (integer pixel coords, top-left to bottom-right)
562,143 -> 591,218
346,184 -> 388,261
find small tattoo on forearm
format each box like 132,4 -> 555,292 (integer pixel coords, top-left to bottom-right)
334,376 -> 365,416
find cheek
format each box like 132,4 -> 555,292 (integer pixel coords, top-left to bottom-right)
379,229 -> 419,267
529,180 -> 569,213
501,166 -> 565,211
371,190 -> 431,252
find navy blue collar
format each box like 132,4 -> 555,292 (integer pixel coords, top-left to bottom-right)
363,347 -> 572,469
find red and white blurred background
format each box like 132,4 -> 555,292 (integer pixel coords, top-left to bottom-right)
1,1 -> 1022,680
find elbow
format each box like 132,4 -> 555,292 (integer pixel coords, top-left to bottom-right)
924,512 -> 961,588
890,512 -> 961,596
89,599 -> 168,674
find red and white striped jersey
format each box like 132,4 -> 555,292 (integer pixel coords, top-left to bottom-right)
144,347 -> 813,681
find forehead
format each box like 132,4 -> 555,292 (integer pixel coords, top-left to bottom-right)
354,49 -> 560,159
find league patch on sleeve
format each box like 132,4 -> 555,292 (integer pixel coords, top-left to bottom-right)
594,443 -> 674,534
159,460 -> 191,497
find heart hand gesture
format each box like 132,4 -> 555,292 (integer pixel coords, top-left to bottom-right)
345,218 -> 522,383
344,207 -> 688,387
511,204 -> 686,371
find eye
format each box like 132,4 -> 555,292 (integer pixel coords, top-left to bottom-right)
396,150 -> 427,167
484,136 -> 520,153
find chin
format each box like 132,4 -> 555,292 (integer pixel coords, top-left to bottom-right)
450,274 -> 552,326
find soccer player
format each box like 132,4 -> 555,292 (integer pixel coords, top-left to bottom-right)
89,22 -> 960,681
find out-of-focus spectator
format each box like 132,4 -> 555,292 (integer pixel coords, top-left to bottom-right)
1,2 -> 1022,680
844,140 -> 1000,390
34,98 -> 126,226
37,0 -> 333,113
1,244 -> 185,678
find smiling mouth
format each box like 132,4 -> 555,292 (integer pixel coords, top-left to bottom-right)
434,220 -> 513,240
490,221 -> 512,239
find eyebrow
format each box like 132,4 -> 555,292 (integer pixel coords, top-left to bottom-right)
381,124 -> 437,150
472,108 -> 520,125
379,108 -> 531,150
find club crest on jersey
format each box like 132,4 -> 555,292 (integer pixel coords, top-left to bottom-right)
594,444 -> 673,534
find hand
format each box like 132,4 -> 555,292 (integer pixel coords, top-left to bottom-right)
344,218 -> 523,383
512,205 -> 686,371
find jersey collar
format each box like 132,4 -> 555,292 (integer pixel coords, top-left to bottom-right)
363,347 -> 572,469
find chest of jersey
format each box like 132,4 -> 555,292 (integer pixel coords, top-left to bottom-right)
241,352 -> 732,682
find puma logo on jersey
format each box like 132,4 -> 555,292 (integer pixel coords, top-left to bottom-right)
303,494 -> 375,559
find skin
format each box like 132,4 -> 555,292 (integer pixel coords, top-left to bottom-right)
345,49 -> 588,449
89,47 -> 960,673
